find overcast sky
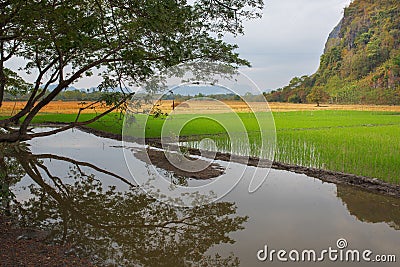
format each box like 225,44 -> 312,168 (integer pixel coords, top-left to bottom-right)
7,0 -> 351,92
228,0 -> 352,91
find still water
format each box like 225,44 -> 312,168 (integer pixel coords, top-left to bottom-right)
3,128 -> 400,266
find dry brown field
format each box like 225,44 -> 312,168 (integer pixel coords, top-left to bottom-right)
155,101 -> 400,113
1,100 -> 400,116
0,101 -> 109,116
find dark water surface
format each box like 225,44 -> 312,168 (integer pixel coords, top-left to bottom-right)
3,128 -> 399,266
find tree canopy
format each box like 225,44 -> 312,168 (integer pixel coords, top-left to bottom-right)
0,0 -> 263,142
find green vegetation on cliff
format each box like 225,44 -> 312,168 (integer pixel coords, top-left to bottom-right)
265,0 -> 400,105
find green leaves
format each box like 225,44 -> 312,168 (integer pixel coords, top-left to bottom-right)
99,91 -> 125,106
2,0 -> 261,94
3,68 -> 31,96
0,0 -> 263,140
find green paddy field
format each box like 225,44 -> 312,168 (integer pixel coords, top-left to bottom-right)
11,110 -> 400,183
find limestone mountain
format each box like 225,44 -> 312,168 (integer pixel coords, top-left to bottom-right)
266,0 -> 400,105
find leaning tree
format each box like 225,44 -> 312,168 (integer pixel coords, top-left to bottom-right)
0,0 -> 263,142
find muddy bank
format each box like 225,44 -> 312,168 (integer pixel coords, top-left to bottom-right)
0,215 -> 93,267
133,146 -> 225,179
64,126 -> 400,198
271,162 -> 400,199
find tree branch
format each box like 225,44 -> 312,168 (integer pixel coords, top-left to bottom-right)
0,57 -> 59,125
32,153 -> 136,188
27,92 -> 134,139
18,50 -> 123,133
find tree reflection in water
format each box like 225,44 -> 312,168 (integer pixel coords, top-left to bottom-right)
0,143 -> 26,216
0,143 -> 248,266
133,146 -> 225,187
337,184 -> 400,230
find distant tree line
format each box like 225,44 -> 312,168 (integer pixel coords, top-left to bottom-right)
4,91 -> 265,102
161,92 -> 264,102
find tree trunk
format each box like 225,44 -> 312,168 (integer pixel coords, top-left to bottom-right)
0,58 -> 5,108
0,131 -> 30,143
0,156 -> 11,216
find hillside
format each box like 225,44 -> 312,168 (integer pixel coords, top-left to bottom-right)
266,0 -> 400,105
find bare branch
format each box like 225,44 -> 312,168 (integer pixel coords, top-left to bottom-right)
73,100 -> 101,123
36,162 -> 70,196
32,153 -> 136,188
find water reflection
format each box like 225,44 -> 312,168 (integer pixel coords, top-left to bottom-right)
133,146 -> 225,186
337,184 -> 400,230
0,143 -> 26,216
1,129 -> 400,266
0,143 -> 247,266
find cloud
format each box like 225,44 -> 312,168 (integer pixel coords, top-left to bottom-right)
5,0 -> 351,91
225,0 -> 351,90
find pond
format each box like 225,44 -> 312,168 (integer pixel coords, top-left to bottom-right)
1,128 -> 399,266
